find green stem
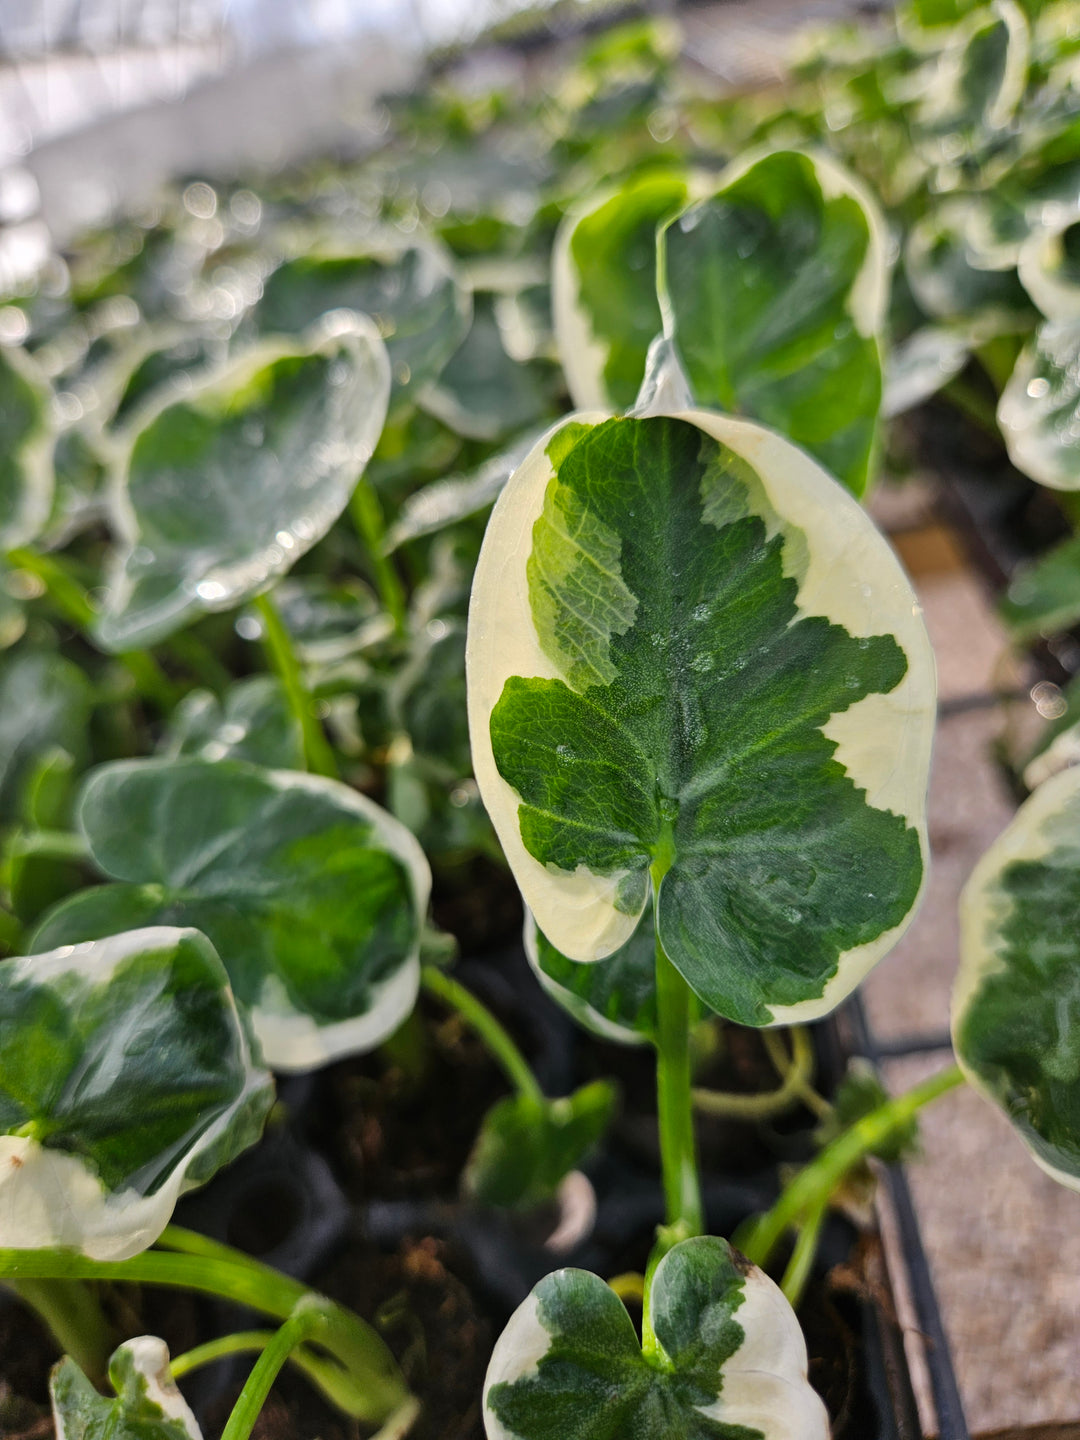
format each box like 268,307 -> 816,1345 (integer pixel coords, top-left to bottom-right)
349,478 -> 407,634
740,1063 -> 965,1270
5,829 -> 90,863
0,1232 -> 410,1426
420,965 -> 543,1104
220,1300 -> 333,1440
693,1027 -> 822,1122
170,1330 -> 276,1378
253,592 -> 338,779
6,1278 -> 115,1383
652,890 -> 703,1241
170,1326 -> 374,1414
6,547 -> 97,628
941,375 -> 1000,438
778,1195 -> 828,1310
5,547 -> 178,711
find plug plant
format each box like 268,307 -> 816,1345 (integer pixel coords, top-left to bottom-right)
1,1 -> 1079,1435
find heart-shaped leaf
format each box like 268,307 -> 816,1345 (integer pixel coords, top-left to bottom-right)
0,926 -> 272,1259
0,649 -> 93,822
30,758 -> 431,1072
465,1080 -> 616,1210
658,150 -> 888,497
553,169 -> 694,411
52,1337 -> 202,1440
467,410 -> 934,1026
95,312 -> 390,652
998,319 -> 1080,489
160,676 -> 304,769
0,344 -> 55,550
954,763 -> 1080,1189
252,237 -> 470,404
525,906 -> 659,1046
484,1235 -> 829,1440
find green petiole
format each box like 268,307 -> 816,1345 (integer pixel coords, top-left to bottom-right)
420,964 -> 543,1105
253,590 -> 339,779
739,1062 -> 965,1271
349,476 -> 407,635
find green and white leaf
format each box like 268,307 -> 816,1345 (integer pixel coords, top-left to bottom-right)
1018,215 -> 1080,320
658,149 -> 889,496
882,325 -> 971,417
160,676 -> 304,769
483,1235 -> 829,1440
912,1 -> 1030,162
243,575 -> 391,664
0,344 -> 55,550
998,533 -> 1080,641
252,235 -> 470,402
1022,673 -> 1080,790
383,430 -> 539,552
419,294 -> 560,443
954,763 -> 1080,1189
0,927 -> 272,1259
52,1336 -> 202,1440
30,758 -> 431,1072
465,1080 -> 616,1210
997,319 -> 1080,489
467,408 -> 934,1026
525,906 -> 659,1046
553,169 -> 697,412
95,312 -> 390,651
906,199 -> 1035,326
0,649 -> 93,822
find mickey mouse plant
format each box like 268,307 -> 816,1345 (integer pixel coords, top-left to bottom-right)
468,150 -> 1080,1440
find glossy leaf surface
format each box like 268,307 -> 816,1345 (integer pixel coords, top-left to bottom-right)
160,676 -> 304,769
468,411 -> 934,1026
954,764 -> 1080,1189
553,170 -> 691,411
465,1080 -> 616,1210
484,1236 -> 828,1440
52,1337 -> 202,1440
31,758 -> 431,1071
0,927 -> 271,1259
998,319 -> 1080,489
659,151 -> 887,496
95,313 -> 390,651
253,240 -> 469,402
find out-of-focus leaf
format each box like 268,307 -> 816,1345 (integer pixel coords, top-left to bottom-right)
95,312 -> 390,651
998,318 -> 1080,489
0,650 -> 92,823
160,676 -> 304,769
0,345 -> 55,550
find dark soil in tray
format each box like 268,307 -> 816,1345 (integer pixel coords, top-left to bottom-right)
0,865 -> 907,1440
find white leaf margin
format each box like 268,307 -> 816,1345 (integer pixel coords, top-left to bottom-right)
953,762 -> 1080,1192
466,405 -> 935,1023
0,926 -> 272,1261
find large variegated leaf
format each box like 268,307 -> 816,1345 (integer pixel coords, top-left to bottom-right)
95,312 -> 390,651
0,344 -> 55,550
483,1236 -> 829,1440
552,169 -> 694,412
954,764 -> 1080,1189
467,410 -> 935,1027
30,758 -> 431,1072
658,150 -> 888,496
998,319 -> 1080,489
252,237 -> 470,403
52,1337 -> 202,1440
0,927 -> 272,1259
